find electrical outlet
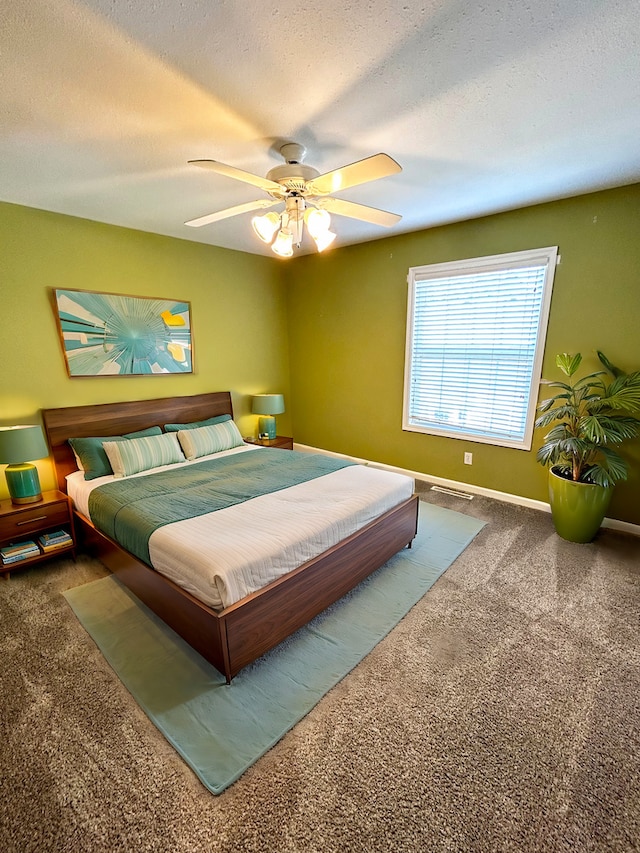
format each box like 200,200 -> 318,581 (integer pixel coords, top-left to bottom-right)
464,452 -> 473,465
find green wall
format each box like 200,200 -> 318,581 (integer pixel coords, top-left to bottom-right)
286,184 -> 640,526
2,185 -> 639,525
0,202 -> 290,498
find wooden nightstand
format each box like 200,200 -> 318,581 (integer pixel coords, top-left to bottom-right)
0,489 -> 76,577
244,435 -> 294,450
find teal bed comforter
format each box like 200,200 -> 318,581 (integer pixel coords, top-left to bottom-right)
88,448 -> 354,565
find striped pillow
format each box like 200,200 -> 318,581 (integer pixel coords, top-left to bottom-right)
177,420 -> 244,460
103,432 -> 186,477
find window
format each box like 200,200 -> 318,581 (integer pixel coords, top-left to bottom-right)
403,247 -> 558,450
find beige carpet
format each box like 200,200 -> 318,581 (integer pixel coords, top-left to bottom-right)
1,485 -> 638,852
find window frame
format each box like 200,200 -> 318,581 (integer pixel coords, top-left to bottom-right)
402,246 -> 558,450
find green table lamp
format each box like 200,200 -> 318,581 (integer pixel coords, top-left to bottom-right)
251,394 -> 285,440
0,425 -> 49,504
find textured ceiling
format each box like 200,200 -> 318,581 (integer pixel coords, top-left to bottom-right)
1,0 -> 639,257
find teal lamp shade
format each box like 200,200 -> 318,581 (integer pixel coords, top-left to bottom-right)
0,425 -> 49,504
251,394 -> 285,440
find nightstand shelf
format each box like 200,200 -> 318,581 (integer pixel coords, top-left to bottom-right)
244,435 -> 294,450
0,489 -> 76,577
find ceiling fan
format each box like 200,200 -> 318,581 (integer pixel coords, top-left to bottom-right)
184,143 -> 402,257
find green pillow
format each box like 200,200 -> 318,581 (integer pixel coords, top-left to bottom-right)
177,420 -> 245,460
69,427 -> 162,480
164,414 -> 231,432
102,432 -> 185,477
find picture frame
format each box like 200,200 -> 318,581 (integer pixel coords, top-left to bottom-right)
52,288 -> 193,377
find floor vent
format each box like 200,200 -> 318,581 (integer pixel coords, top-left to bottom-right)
431,486 -> 473,500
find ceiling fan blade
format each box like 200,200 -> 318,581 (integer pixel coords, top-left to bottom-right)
188,159 -> 282,193
184,199 -> 279,228
306,153 -> 401,196
318,197 -> 401,227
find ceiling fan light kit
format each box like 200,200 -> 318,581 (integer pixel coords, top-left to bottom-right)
252,195 -> 336,256
305,207 -> 331,238
186,144 -> 402,258
271,229 -> 294,258
251,211 -> 280,243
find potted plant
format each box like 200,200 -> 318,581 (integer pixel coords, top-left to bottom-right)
535,351 -> 640,542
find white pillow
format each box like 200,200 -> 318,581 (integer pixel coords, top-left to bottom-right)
177,420 -> 244,460
103,432 -> 185,477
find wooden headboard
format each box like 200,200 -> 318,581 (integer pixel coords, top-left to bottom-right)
42,391 -> 234,492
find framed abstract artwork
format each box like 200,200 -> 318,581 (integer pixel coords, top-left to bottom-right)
53,289 -> 193,377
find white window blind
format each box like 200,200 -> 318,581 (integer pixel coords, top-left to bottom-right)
403,247 -> 557,450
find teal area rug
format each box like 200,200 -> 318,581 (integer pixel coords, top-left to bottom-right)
64,501 -> 485,794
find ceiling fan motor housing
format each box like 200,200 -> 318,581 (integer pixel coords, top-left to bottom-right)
266,163 -> 320,195
264,142 -> 321,197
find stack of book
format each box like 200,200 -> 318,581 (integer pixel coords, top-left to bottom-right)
38,530 -> 73,553
1,540 -> 40,565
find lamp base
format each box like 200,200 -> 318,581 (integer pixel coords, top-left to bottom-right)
258,416 -> 277,440
5,463 -> 43,505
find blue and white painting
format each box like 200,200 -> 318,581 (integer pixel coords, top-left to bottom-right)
54,289 -> 193,376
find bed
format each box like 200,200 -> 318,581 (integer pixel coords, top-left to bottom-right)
42,392 -> 419,682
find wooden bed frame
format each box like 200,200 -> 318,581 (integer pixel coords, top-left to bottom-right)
42,392 -> 419,683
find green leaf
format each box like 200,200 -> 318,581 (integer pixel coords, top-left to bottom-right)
602,373 -> 640,412
536,397 -> 556,414
593,416 -> 640,442
552,462 -> 573,478
535,413 -> 554,429
556,353 -> 582,376
573,372 -> 607,390
536,443 -> 563,466
597,350 -> 623,377
579,415 -> 609,443
546,403 -> 580,421
582,465 -> 614,487
539,380 -> 573,392
598,446 -> 629,479
545,424 -> 571,440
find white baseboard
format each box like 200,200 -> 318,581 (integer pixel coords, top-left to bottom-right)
293,443 -> 640,538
